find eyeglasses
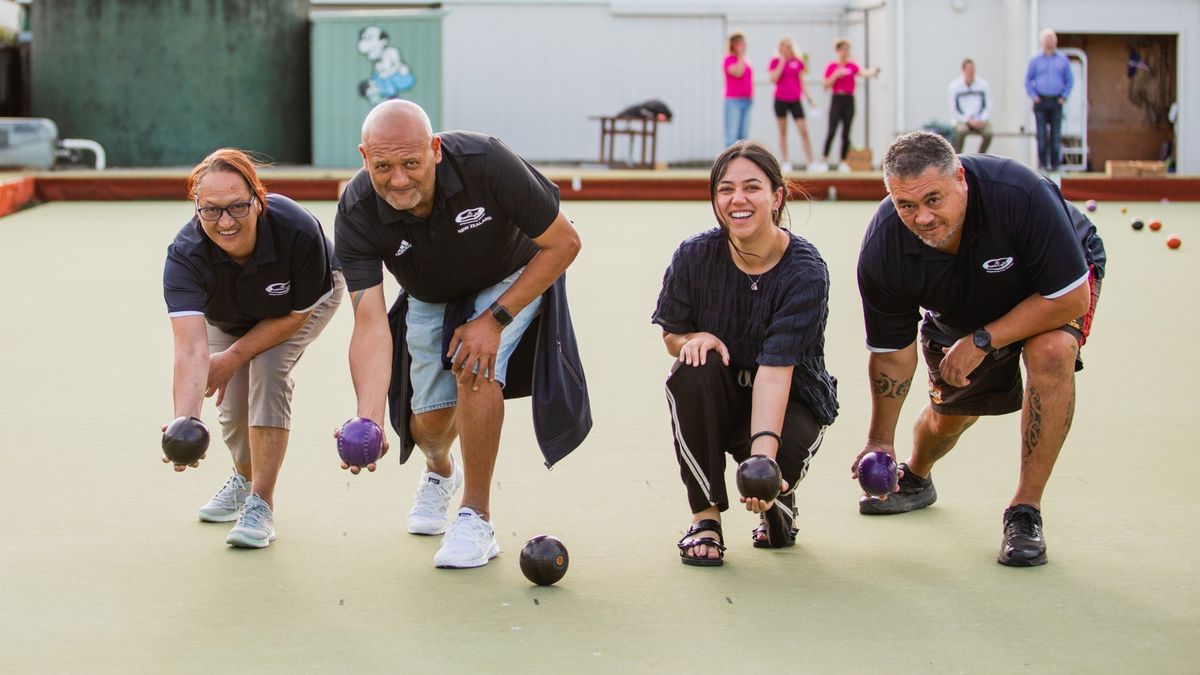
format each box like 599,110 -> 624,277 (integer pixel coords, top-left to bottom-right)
196,197 -> 256,222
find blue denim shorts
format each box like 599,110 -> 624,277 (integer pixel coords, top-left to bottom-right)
405,267 -> 543,414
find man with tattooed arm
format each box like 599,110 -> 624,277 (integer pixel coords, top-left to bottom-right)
852,131 -> 1105,566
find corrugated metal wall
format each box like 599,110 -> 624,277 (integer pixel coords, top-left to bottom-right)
31,0 -> 311,167
311,10 -> 443,168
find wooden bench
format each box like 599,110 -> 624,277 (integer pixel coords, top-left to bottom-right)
1105,160 -> 1166,177
590,115 -> 667,169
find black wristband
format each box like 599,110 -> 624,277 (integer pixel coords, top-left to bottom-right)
750,430 -> 782,448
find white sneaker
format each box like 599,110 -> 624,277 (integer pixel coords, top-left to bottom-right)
407,456 -> 464,535
808,161 -> 829,173
433,508 -> 500,568
198,472 -> 250,523
838,162 -> 853,173
225,494 -> 276,549
781,161 -> 793,173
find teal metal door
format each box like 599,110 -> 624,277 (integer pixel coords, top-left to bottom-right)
311,10 -> 443,168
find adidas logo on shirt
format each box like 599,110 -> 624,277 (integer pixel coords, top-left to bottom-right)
395,240 -> 412,256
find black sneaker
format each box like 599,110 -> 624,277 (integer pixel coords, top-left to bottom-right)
997,504 -> 1047,567
858,463 -> 937,515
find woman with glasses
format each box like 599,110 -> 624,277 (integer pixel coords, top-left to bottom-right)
162,148 -> 343,549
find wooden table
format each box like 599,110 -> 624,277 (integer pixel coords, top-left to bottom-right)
590,115 -> 666,169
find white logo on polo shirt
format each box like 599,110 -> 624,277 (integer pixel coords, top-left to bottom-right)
265,281 -> 291,296
395,240 -> 412,256
455,206 -> 493,233
982,257 -> 1014,273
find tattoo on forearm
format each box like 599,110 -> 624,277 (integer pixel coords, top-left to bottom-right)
1022,385 -> 1043,458
351,290 -> 365,311
872,374 -> 912,399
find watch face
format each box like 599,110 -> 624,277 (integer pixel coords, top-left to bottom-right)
973,330 -> 990,350
491,303 -> 513,326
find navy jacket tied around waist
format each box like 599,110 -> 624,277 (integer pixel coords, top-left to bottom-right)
386,274 -> 591,468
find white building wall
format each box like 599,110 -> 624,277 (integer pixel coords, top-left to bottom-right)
441,1 -> 864,165
441,3 -> 726,163
432,0 -> 1200,171
0,1 -> 19,33
887,0 -> 1032,163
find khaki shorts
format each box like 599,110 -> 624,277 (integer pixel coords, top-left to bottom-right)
207,271 -> 344,463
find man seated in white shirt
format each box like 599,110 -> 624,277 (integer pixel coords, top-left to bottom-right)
948,58 -> 993,153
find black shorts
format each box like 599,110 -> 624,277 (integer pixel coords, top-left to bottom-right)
774,99 -> 805,119
922,269 -> 1102,416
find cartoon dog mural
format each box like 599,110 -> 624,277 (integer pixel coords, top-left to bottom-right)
357,25 -> 416,105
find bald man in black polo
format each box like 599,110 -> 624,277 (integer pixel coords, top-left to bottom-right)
334,101 -> 583,569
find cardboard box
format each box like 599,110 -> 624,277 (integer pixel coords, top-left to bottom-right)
1105,160 -> 1166,178
846,147 -> 873,171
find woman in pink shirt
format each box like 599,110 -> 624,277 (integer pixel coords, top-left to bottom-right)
723,32 -> 753,147
768,36 -> 816,171
816,38 -> 879,172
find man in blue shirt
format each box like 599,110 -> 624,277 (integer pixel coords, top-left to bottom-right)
1025,29 -> 1074,171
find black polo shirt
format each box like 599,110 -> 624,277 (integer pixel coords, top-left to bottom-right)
334,131 -> 561,302
857,154 -> 1107,350
652,229 -> 839,426
164,194 -> 337,337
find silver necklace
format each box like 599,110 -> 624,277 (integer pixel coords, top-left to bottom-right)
747,271 -> 765,291
733,246 -> 773,291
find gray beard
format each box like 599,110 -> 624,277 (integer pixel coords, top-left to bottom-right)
919,222 -> 960,250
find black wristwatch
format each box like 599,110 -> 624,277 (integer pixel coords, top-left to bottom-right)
972,328 -> 995,354
489,301 -> 514,327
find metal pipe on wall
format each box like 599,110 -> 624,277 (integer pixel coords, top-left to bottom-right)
895,0 -> 906,132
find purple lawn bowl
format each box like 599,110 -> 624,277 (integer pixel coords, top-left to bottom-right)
337,417 -> 383,466
857,451 -> 899,497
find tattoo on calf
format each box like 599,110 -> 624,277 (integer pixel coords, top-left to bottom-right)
928,434 -> 957,457
872,373 -> 912,399
1022,385 -> 1043,458
1062,388 -> 1076,446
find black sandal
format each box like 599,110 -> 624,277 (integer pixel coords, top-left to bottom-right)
752,502 -> 797,549
678,519 -> 726,566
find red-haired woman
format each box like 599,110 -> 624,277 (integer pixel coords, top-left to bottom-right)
162,148 -> 343,549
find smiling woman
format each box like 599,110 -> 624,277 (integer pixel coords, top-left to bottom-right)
161,148 -> 345,549
652,141 -> 838,566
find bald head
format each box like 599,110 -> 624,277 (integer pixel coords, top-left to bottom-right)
361,99 -> 433,145
358,100 -> 442,215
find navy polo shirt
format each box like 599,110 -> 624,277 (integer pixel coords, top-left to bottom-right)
652,229 -> 839,426
857,154 -> 1106,350
334,131 -> 561,303
164,194 -> 338,337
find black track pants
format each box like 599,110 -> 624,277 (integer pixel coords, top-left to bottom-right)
664,358 -> 826,514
